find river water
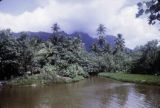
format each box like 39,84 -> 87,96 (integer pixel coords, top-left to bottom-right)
0,77 -> 160,108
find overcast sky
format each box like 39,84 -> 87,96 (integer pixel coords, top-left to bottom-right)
0,0 -> 159,49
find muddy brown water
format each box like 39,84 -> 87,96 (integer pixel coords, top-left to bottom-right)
0,77 -> 160,108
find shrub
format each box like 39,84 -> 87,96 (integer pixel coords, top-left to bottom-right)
65,64 -> 88,78
41,64 -> 59,80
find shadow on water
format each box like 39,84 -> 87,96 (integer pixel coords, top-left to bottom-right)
0,77 -> 160,108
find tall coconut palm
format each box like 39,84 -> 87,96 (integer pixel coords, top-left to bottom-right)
97,24 -> 106,48
97,24 -> 106,36
51,23 -> 60,33
114,34 -> 125,54
50,23 -> 61,44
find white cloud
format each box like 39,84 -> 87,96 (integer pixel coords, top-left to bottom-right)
0,0 -> 159,49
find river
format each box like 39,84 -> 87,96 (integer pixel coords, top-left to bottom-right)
0,77 -> 160,108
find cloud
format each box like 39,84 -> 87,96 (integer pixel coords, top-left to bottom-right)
107,5 -> 160,49
0,0 -> 159,49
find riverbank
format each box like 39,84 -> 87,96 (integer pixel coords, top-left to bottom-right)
8,74 -> 85,86
98,72 -> 160,85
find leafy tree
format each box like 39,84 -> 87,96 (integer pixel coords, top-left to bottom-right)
91,42 -> 99,54
16,33 -> 34,75
112,34 -> 130,72
0,30 -> 19,79
131,40 -> 160,74
136,0 -> 160,24
154,47 -> 160,74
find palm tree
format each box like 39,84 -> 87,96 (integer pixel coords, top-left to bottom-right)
114,34 -> 125,54
50,23 -> 61,43
97,24 -> 106,48
51,23 -> 60,34
97,24 -> 106,36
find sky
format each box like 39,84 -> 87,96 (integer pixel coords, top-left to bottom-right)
0,0 -> 159,49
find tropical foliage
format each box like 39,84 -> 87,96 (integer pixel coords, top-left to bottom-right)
0,23 -> 160,84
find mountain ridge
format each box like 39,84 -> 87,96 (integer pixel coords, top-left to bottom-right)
13,31 -> 117,51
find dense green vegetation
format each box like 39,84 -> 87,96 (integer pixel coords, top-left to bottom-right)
99,73 -> 160,85
0,26 -> 89,84
0,23 -> 160,85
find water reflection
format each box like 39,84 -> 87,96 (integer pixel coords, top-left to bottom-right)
0,77 -> 160,108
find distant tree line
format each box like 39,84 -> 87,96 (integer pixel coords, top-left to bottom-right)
0,23 -> 160,80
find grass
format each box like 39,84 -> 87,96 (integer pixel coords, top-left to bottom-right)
98,72 -> 160,85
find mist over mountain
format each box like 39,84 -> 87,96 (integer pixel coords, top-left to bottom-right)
13,31 -> 117,51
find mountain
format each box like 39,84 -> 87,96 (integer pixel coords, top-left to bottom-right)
13,31 -> 117,51
71,32 -> 95,51
71,32 -> 116,51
